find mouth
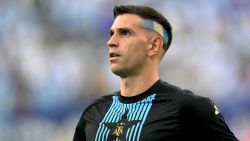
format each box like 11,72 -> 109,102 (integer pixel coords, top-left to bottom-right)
109,52 -> 120,58
109,52 -> 121,62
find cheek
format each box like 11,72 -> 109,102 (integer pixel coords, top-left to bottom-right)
131,38 -> 149,52
124,37 -> 150,60
127,46 -> 147,64
133,42 -> 149,57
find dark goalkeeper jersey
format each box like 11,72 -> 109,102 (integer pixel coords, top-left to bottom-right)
73,79 -> 238,141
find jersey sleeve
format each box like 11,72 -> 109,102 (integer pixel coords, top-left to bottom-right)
179,90 -> 239,141
73,101 -> 100,141
72,94 -> 114,141
73,113 -> 86,141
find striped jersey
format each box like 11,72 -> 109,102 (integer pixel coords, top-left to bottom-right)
73,79 -> 238,141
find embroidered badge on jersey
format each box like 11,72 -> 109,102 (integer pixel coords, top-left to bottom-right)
95,94 -> 156,141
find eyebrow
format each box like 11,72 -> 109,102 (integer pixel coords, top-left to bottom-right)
109,27 -> 134,35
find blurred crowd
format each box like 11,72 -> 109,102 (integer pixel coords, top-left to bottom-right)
0,0 -> 249,141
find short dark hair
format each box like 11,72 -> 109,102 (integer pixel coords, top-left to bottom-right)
113,5 -> 172,52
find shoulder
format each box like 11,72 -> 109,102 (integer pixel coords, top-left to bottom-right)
83,92 -> 118,116
158,80 -> 212,106
156,80 -> 206,103
75,92 -> 117,126
180,89 -> 212,107
157,80 -> 216,120
157,81 -> 238,140
73,92 -> 118,140
178,89 -> 222,123
156,80 -> 183,98
76,92 -> 118,124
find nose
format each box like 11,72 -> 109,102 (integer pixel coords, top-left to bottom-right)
107,35 -> 118,48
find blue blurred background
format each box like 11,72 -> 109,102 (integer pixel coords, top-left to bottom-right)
0,0 -> 250,140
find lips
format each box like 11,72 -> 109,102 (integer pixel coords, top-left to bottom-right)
109,52 -> 121,62
109,52 -> 120,58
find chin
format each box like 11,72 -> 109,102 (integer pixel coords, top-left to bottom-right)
111,67 -> 127,78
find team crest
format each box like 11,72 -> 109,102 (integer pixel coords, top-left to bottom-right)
105,109 -> 140,140
95,94 -> 156,141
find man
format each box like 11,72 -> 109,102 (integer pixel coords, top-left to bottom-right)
73,5 -> 238,141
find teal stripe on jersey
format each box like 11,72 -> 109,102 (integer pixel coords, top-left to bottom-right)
136,95 -> 156,141
95,94 -> 156,141
127,100 -> 145,141
95,96 -> 117,141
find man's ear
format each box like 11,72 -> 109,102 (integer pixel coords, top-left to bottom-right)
147,36 -> 164,56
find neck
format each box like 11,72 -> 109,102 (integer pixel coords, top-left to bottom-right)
120,66 -> 159,97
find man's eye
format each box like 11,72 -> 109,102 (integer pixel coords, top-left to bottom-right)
121,30 -> 130,37
109,31 -> 114,37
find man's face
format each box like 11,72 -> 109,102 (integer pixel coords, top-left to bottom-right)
107,14 -> 151,78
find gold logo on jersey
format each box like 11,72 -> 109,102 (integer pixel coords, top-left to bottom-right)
105,109 -> 141,140
113,122 -> 125,137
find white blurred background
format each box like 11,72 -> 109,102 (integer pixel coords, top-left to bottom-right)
0,0 -> 249,140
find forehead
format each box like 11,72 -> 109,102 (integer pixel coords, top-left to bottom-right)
111,14 -> 144,29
